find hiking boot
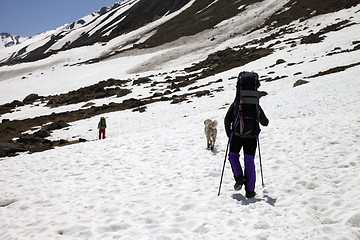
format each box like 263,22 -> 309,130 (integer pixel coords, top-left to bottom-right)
234,176 -> 244,191
245,191 -> 256,198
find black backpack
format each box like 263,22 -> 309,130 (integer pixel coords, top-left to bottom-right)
232,71 -> 261,137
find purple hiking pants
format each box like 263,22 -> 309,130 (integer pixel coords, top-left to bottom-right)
228,133 -> 257,192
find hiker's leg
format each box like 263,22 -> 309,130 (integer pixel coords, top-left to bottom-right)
229,152 -> 242,179
243,138 -> 257,192
229,134 -> 244,179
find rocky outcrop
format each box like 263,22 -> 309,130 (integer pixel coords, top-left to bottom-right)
185,47 -> 273,78
0,100 -> 24,115
16,134 -> 53,153
0,142 -> 26,158
23,93 -> 40,104
46,79 -> 131,107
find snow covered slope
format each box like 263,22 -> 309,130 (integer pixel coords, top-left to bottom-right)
0,0 -> 360,239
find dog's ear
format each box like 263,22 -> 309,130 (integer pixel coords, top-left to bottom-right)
204,119 -> 211,125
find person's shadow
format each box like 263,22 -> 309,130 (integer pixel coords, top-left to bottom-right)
231,193 -> 277,206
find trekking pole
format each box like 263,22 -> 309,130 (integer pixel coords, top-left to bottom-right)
257,136 -> 265,188
218,138 -> 230,196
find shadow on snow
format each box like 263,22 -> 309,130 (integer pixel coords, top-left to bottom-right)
231,193 -> 277,206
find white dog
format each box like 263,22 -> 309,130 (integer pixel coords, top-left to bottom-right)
204,119 -> 218,150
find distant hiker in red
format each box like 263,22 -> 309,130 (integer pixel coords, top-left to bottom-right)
98,117 -> 106,139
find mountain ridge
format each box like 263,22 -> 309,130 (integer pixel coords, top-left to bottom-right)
2,0 -> 358,67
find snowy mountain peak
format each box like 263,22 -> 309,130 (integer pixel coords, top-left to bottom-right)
0,32 -> 28,49
0,0 -> 197,64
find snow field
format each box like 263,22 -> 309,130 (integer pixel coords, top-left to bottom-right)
1,65 -> 360,239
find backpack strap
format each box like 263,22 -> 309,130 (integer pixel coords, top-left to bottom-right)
232,76 -> 243,132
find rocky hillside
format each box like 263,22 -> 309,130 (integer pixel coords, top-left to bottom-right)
1,0 -> 358,65
0,0 -> 193,64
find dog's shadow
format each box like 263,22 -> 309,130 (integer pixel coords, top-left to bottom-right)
206,147 -> 219,155
231,193 -> 277,206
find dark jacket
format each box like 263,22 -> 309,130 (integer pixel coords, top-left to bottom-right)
224,102 -> 269,137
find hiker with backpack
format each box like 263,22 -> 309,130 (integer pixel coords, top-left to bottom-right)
98,117 -> 107,139
224,71 -> 269,198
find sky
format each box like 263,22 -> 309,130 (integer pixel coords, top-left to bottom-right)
0,0 -> 119,37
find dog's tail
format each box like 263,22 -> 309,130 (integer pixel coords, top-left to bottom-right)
212,120 -> 218,129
